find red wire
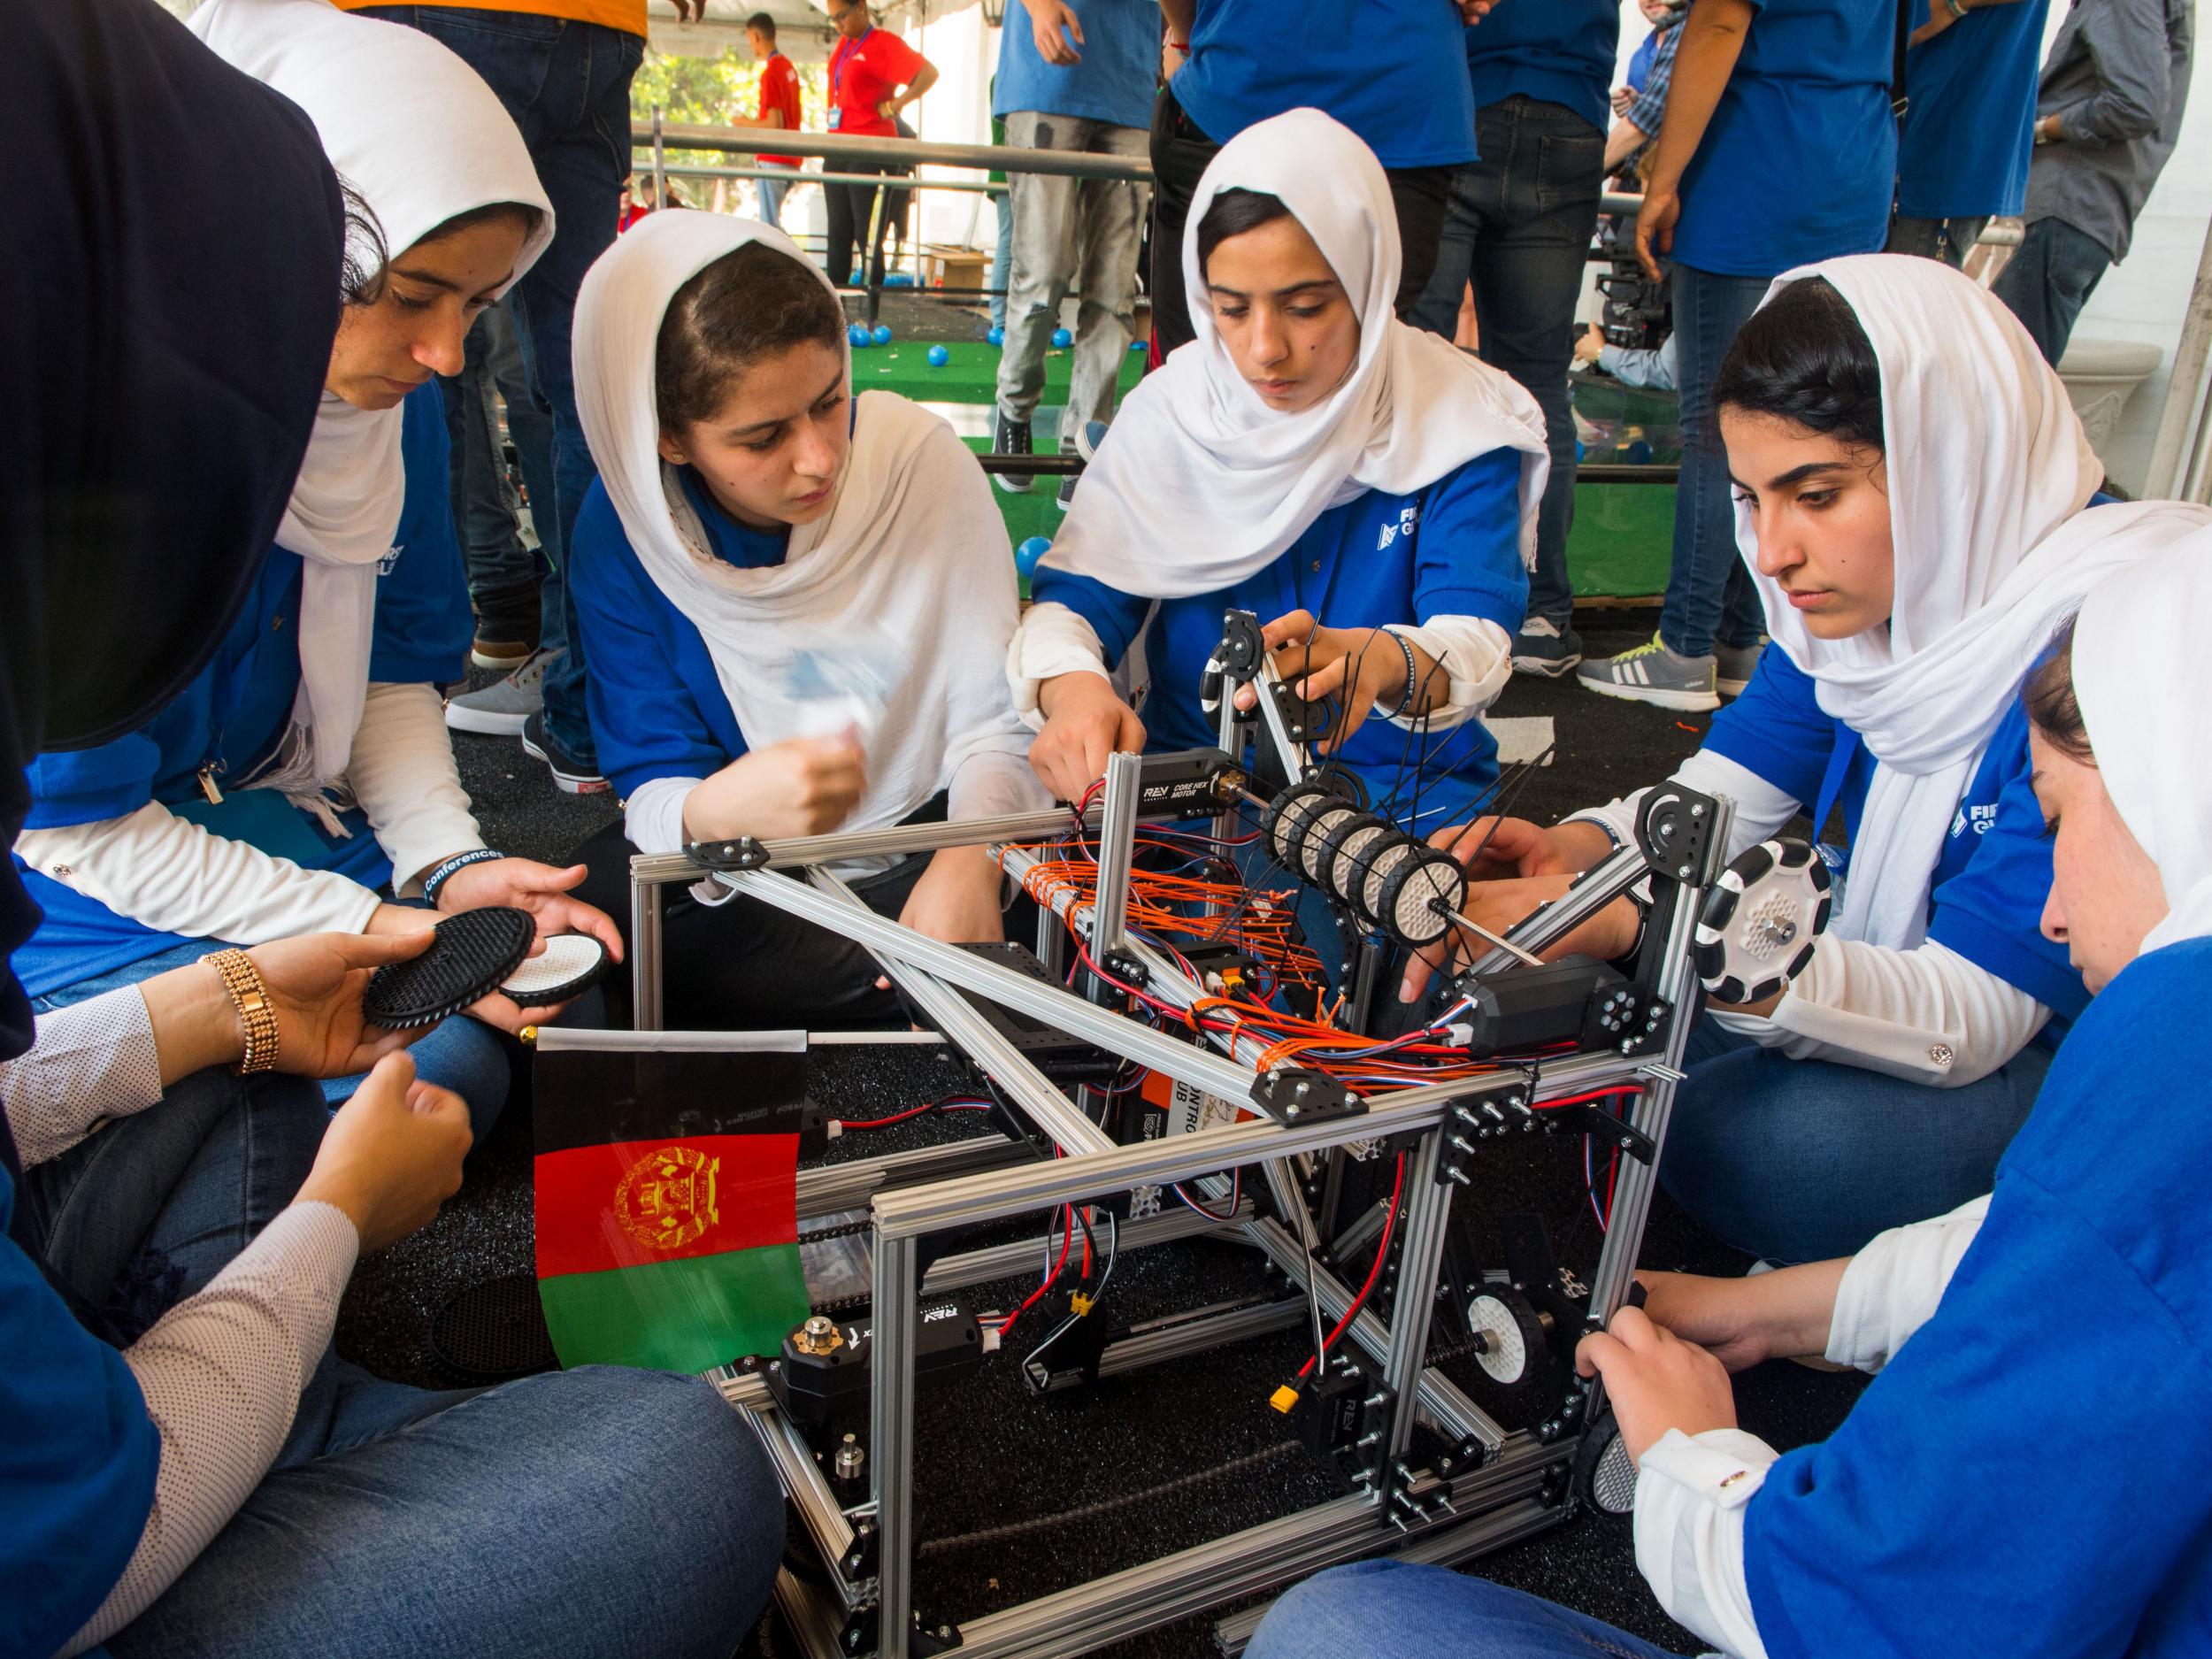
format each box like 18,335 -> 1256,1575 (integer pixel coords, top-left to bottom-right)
836,1104 -> 935,1131
1296,1151 -> 1406,1381
997,1204 -> 1075,1335
1536,1085 -> 1645,1111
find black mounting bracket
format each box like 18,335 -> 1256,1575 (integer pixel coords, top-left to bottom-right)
1248,1065 -> 1365,1126
684,835 -> 772,872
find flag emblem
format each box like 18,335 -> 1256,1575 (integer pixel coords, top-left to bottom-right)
615,1146 -> 721,1253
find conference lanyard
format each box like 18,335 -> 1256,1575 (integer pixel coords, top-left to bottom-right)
830,27 -> 874,120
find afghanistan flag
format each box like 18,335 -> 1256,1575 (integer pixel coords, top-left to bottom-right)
534,1042 -> 813,1371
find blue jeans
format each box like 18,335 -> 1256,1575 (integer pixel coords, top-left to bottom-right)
1249,1562 -> 1684,1659
442,299 -> 558,645
755,160 -> 795,231
1659,1013 -> 2052,1263
1990,215 -> 2111,368
1657,264 -> 1771,659
26,1068 -> 786,1659
1411,98 -> 1606,626
33,938 -> 513,1142
362,7 -> 643,765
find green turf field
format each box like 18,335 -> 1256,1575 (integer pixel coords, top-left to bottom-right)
866,331 -> 1675,603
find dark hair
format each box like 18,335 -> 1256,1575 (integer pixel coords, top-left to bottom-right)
2024,618 -> 2095,765
655,241 -> 848,432
338,176 -> 389,306
1194,188 -> 1294,278
746,10 -> 775,35
414,200 -> 546,250
1709,276 -> 1885,456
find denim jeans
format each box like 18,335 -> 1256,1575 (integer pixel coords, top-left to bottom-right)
33,938 -> 514,1142
1886,213 -> 1988,270
754,160 -> 796,231
1248,1562 -> 1685,1659
26,1067 -> 787,1659
362,7 -> 642,765
1410,98 -> 1606,626
442,298 -> 557,645
995,111 -> 1151,434
1990,215 -> 2112,367
1658,264 -> 1772,659
1658,1012 -> 2052,1264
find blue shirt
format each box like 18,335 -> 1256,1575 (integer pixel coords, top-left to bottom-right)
1032,449 -> 1526,831
1463,0 -> 1618,135
1671,0 -> 1899,277
1627,27 -> 1660,96
1,1161 -> 160,1659
1746,934 -> 2212,1659
993,0 -> 1158,129
1703,648 -> 2088,1025
15,386 -> 469,997
1895,0 -> 2050,219
568,471 -> 795,802
1171,0 -> 1479,169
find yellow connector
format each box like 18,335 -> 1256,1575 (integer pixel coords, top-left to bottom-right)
1268,1383 -> 1300,1416
1069,1292 -> 1094,1316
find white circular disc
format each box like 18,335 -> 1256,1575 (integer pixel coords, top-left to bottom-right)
1332,825 -> 1389,902
1300,807 -> 1357,881
1361,841 -> 1416,918
1467,1293 -> 1530,1386
499,932 -> 607,1001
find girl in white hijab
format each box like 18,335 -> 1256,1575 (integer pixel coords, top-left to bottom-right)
564,210 -> 1044,1027
1417,253 -> 2212,1264
1253,547 -> 2212,1659
19,0 -> 618,1127
1008,108 -> 1549,977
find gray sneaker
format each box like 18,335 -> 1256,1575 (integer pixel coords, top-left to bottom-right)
446,648 -> 551,736
1575,631 -> 1719,713
1716,637 -> 1767,698
1510,614 -> 1584,677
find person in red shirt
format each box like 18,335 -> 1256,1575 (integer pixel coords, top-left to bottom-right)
734,12 -> 804,231
823,0 -> 938,288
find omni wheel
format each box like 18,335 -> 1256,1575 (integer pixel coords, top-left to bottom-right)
1573,1406 -> 1637,1517
1694,837 -> 1832,1004
1379,847 -> 1467,950
1465,1286 -> 1550,1389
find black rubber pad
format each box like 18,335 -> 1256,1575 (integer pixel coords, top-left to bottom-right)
364,906 -> 536,1029
430,1272 -> 556,1380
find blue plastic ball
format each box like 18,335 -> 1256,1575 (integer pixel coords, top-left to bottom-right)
872,324 -> 894,346
1623,437 -> 1654,465
1129,337 -> 1148,352
1051,327 -> 1073,349
1014,536 -> 1052,580
987,325 -> 1005,347
847,323 -> 870,348
926,345 -> 949,367
1574,439 -> 1586,462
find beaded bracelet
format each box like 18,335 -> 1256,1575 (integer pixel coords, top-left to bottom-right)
421,847 -> 505,907
1384,630 -> 1420,719
202,949 -> 280,1074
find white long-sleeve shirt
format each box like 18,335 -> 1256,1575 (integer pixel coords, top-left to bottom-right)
1,990 -> 360,1655
1568,750 -> 2050,1085
1006,600 -> 1515,735
14,680 -> 482,945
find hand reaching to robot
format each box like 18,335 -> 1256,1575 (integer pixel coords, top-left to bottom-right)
1395,817 -> 1637,1001
1030,671 -> 1147,804
685,730 -> 870,843
1574,1305 -> 1738,1466
1231,610 -> 1441,754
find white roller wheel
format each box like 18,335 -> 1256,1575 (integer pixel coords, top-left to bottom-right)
1359,838 -> 1418,925
1330,823 -> 1391,908
1297,806 -> 1359,882
1466,1290 -> 1543,1387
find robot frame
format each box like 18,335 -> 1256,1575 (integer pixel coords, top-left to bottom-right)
606,609 -> 1789,1659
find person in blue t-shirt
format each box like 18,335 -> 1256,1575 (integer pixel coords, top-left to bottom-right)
1251,547 -> 2212,1659
1578,0 -> 1900,712
1887,0 -> 2053,266
1012,111 -> 1546,979
14,42 -> 622,1130
1412,256 -> 2212,1264
991,0 -> 1158,509
1148,1 -> 1481,354
1409,0 -> 1617,680
565,212 -> 1045,1029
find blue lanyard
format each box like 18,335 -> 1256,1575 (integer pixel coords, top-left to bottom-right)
832,28 -> 873,103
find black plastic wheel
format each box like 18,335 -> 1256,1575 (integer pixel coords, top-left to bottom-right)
1573,1407 -> 1637,1517
430,1272 -> 557,1380
1379,847 -> 1467,950
364,906 -> 536,1029
1465,1286 -> 1549,1388
1259,780 -> 1340,870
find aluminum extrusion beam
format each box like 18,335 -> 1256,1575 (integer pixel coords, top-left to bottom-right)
631,808 -> 1086,887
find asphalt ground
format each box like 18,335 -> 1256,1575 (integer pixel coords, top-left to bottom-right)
341,614 -> 1863,1659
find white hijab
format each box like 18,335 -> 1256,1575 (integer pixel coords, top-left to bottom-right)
1043,108 -> 1549,599
192,0 -> 552,797
1738,254 -> 2212,950
572,211 -> 1031,836
2072,551 -> 2212,953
